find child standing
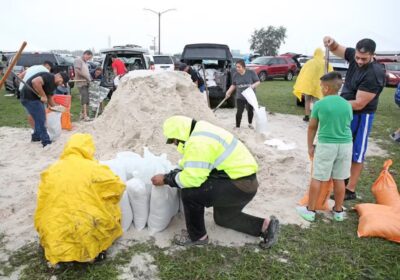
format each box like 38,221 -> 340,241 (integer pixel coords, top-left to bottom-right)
297,71 -> 353,222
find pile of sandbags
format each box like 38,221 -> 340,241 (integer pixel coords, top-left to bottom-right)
355,160 -> 400,243
101,148 -> 180,234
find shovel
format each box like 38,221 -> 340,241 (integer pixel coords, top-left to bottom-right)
212,95 -> 230,112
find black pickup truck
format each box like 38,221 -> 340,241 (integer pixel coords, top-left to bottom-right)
181,43 -> 235,108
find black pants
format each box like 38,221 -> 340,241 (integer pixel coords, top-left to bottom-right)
181,176 -> 264,241
236,99 -> 254,127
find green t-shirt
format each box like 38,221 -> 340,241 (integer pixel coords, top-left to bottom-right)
311,95 -> 353,143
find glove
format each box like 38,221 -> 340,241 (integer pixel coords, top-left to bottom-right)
164,169 -> 182,188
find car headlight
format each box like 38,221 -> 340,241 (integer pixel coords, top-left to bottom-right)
388,72 -> 396,79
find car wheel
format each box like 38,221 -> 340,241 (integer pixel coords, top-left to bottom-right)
285,71 -> 294,81
258,71 -> 268,82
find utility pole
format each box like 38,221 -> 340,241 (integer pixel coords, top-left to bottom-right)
143,8 -> 176,55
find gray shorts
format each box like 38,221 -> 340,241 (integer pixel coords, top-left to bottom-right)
304,94 -> 318,102
79,86 -> 89,105
313,143 -> 352,181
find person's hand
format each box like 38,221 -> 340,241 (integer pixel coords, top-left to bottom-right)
151,174 -> 165,186
40,95 -> 48,103
308,145 -> 315,160
225,92 -> 231,98
323,36 -> 335,47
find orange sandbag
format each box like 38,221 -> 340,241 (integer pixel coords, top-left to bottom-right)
61,111 -> 72,130
371,159 -> 400,207
355,203 -> 400,243
298,179 -> 333,210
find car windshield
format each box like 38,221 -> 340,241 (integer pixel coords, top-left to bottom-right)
153,56 -> 173,64
251,57 -> 272,65
386,63 -> 400,71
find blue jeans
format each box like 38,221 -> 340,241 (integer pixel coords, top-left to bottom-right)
21,99 -> 51,146
198,84 -> 205,93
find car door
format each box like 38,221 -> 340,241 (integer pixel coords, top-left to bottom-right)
267,58 -> 281,77
276,58 -> 288,76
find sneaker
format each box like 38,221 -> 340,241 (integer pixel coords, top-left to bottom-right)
260,216 -> 280,249
296,206 -> 316,222
332,207 -> 344,222
343,189 -> 356,201
303,115 -> 309,122
248,124 -> 254,129
173,230 -> 209,246
233,126 -> 240,131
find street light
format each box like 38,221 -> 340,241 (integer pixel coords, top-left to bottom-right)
143,8 -> 176,55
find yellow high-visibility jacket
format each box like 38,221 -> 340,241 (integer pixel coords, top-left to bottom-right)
293,48 -> 334,100
34,133 -> 125,264
163,116 -> 258,188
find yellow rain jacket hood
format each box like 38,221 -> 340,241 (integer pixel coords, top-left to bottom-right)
34,133 -> 125,264
293,48 -> 334,100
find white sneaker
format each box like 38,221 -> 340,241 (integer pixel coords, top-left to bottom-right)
248,124 -> 254,129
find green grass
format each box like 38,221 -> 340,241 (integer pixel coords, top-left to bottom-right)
1,80 -> 399,279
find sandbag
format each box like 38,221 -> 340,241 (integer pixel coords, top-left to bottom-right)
120,191 -> 133,232
148,185 -> 179,234
116,151 -> 144,180
298,179 -> 333,211
371,159 -> 400,207
47,111 -> 62,141
101,159 -> 127,182
126,178 -> 151,230
255,107 -> 268,134
241,87 -> 259,109
355,203 -> 400,243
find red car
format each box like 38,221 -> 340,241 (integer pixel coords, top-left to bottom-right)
246,56 -> 298,82
382,62 -> 400,86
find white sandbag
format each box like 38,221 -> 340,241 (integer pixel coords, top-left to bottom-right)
241,87 -> 259,110
119,191 -> 133,232
138,148 -> 174,184
255,107 -> 268,134
100,159 -> 127,182
148,185 -> 179,234
126,178 -> 151,230
116,151 -> 143,180
46,111 -> 62,141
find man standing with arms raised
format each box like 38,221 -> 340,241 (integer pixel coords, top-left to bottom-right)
323,36 -> 385,200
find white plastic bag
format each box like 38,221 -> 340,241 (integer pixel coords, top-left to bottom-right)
47,111 -> 62,141
148,185 -> 179,234
119,191 -> 133,232
116,151 -> 143,180
241,87 -> 259,109
126,178 -> 151,230
255,107 -> 268,134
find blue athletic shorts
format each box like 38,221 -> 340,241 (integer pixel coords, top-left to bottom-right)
351,113 -> 375,163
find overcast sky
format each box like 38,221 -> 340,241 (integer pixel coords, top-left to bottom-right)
1,0 -> 399,55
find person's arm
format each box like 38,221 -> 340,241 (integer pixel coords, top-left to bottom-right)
47,95 -> 56,107
112,65 -> 118,76
18,70 -> 27,80
225,84 -> 236,97
251,81 -> 260,89
348,90 -> 376,111
323,36 -> 346,59
307,118 -> 318,159
31,76 -> 47,103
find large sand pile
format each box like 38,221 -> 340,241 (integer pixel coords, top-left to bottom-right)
0,71 -> 387,252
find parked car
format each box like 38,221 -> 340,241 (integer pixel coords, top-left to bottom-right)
152,55 -> 174,71
100,44 -> 148,90
247,56 -> 298,82
180,43 -> 234,108
4,52 -> 75,94
381,62 -> 400,86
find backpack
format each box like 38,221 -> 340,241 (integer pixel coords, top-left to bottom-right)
395,83 -> 400,107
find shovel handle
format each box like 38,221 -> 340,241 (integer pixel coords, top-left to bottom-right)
213,96 -> 229,112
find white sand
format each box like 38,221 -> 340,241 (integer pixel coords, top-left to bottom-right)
0,71 -> 387,253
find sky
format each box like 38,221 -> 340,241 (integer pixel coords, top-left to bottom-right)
1,0 -> 399,56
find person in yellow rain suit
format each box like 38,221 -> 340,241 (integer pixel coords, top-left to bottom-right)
34,133 -> 125,265
293,48 -> 333,122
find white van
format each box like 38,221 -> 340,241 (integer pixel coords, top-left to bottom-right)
152,55 -> 174,71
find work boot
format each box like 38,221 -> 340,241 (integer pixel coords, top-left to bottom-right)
303,115 -> 309,122
260,216 -> 280,249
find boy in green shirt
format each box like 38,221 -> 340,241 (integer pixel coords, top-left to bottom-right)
297,71 -> 353,222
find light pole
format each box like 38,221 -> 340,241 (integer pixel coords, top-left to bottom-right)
143,8 -> 176,55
